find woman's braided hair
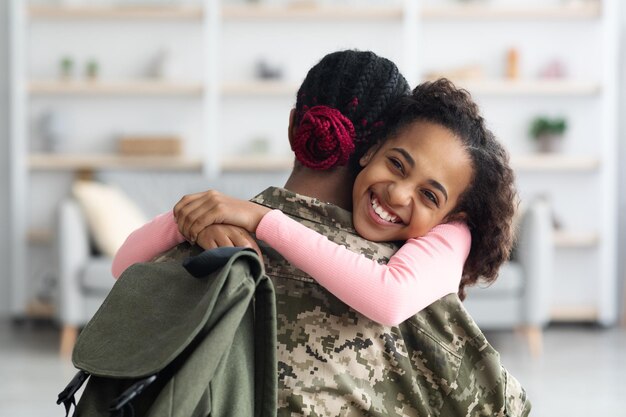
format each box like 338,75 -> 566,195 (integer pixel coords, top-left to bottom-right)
293,50 -> 409,170
367,79 -> 519,299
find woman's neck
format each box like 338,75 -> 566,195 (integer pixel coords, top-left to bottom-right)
283,165 -> 353,211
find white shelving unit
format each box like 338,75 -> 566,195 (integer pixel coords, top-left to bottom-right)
222,3 -> 403,20
9,0 -> 216,317
27,4 -> 204,20
421,2 -> 601,20
417,0 -> 617,324
9,0 -> 619,325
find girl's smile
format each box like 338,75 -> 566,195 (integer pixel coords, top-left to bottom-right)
352,120 -> 474,242
368,192 -> 403,225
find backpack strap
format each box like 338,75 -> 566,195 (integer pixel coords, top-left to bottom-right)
109,374 -> 158,416
56,370 -> 90,417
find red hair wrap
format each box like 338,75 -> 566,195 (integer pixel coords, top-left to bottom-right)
292,105 -> 356,170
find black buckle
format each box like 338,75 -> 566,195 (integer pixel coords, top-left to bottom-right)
109,374 -> 157,414
57,370 -> 90,417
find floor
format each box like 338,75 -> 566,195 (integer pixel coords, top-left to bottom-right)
1,319 -> 625,416
490,324 -> 626,416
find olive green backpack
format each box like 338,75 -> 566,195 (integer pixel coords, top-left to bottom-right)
57,247 -> 277,417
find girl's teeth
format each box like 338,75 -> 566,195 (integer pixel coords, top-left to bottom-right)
371,196 -> 399,223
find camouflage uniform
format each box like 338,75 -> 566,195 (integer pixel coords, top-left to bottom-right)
157,187 -> 531,417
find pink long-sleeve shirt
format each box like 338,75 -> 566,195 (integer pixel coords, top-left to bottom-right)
112,209 -> 471,326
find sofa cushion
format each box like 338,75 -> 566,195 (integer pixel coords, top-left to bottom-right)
72,180 -> 148,258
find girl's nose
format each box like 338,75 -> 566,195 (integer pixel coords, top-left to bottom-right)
387,182 -> 413,207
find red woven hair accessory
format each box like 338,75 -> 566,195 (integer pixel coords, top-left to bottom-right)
292,105 -> 356,170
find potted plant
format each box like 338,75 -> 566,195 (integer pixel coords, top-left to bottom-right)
85,59 -> 99,81
529,116 -> 567,153
59,56 -> 74,80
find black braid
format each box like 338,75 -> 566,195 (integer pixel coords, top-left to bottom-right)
351,54 -> 380,116
363,66 -> 401,125
325,54 -> 351,109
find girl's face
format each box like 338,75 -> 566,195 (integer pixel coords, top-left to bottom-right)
352,120 -> 473,242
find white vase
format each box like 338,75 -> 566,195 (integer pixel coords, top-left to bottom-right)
39,111 -> 67,153
536,134 -> 563,153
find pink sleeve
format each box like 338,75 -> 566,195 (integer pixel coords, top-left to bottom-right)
111,211 -> 185,279
256,209 -> 471,326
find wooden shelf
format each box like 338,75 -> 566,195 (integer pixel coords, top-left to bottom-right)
28,3 -> 601,21
554,231 -> 600,248
222,4 -> 403,20
221,155 -> 293,172
221,81 -> 298,96
29,80 -> 203,96
512,155 -> 600,172
550,305 -> 598,322
422,3 -> 601,20
29,154 -> 203,171
28,5 -> 203,20
29,4 -> 403,21
452,79 -> 601,96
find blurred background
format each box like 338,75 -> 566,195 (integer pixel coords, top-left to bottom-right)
1,0 -> 625,415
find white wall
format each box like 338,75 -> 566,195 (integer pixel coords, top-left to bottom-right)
0,0 -> 10,316
618,2 -> 626,319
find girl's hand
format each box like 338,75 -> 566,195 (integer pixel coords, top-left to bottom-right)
173,190 -> 270,243
195,224 -> 263,260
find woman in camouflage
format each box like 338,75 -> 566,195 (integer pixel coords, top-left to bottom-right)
113,50 -> 529,416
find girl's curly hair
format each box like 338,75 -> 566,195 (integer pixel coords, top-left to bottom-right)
352,78 -> 519,299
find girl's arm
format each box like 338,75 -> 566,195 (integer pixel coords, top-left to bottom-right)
112,211 -> 262,279
256,210 -> 471,326
173,190 -> 471,325
111,211 -> 184,279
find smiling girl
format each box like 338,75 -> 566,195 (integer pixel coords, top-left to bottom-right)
114,78 -> 517,326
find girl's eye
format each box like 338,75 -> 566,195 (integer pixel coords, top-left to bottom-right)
423,190 -> 439,207
388,157 -> 403,173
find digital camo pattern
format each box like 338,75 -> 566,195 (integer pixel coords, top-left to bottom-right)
156,187 -> 530,416
151,241 -> 202,264
252,187 -> 530,417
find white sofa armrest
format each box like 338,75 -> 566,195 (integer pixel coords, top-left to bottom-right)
515,197 -> 554,326
57,199 -> 91,325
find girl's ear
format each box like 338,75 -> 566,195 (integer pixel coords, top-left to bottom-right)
456,211 -> 468,221
288,108 -> 297,150
359,145 -> 378,167
445,211 -> 468,224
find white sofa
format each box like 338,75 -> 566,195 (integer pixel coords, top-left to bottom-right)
57,199 -> 116,356
463,197 -> 554,356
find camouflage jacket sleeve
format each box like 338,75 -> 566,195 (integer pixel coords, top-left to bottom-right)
439,331 -> 531,416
